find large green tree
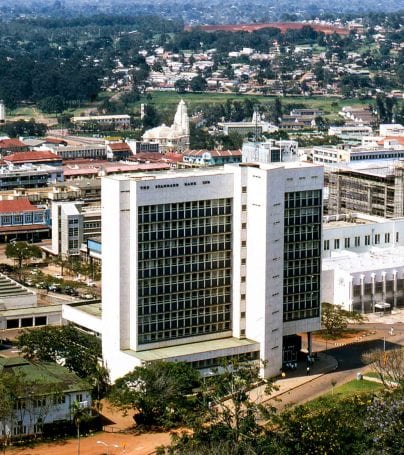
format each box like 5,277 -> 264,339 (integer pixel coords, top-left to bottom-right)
166,360 -> 276,454
5,241 -> 42,272
2,120 -> 47,138
321,302 -> 364,338
273,394 -> 370,455
16,325 -> 109,397
109,361 -> 200,428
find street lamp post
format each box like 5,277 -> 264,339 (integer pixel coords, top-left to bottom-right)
96,440 -> 119,455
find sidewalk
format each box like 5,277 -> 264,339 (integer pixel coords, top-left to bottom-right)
364,308 -> 403,325
250,352 -> 338,404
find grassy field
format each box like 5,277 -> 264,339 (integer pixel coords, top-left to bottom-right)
304,378 -> 383,410
6,91 -> 371,124
135,91 -> 370,117
329,378 -> 383,397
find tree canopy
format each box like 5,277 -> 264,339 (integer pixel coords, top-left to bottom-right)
166,359 -> 276,454
109,360 -> 200,427
16,325 -> 109,398
321,302 -> 365,338
5,241 -> 42,271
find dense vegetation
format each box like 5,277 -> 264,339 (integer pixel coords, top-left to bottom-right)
16,325 -> 109,400
106,358 -> 404,455
0,14 -> 182,109
0,10 -> 402,116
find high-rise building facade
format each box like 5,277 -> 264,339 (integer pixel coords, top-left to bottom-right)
102,162 -> 323,381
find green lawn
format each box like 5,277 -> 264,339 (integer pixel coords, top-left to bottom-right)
305,379 -> 383,410
330,379 -> 383,396
7,91 -> 372,124
129,91 -> 370,118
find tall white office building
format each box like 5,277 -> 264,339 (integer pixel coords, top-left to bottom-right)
102,162 -> 323,381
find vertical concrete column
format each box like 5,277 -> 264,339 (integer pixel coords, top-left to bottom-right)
360,274 -> 365,314
393,270 -> 397,309
382,271 -> 387,304
307,332 -> 312,355
349,277 -> 354,312
371,273 -> 376,312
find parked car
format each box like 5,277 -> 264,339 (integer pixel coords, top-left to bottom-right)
48,284 -> 60,292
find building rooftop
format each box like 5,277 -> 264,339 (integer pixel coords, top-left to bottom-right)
0,138 -> 27,149
0,357 -> 90,392
184,149 -> 242,157
67,301 -> 101,318
63,160 -> 170,178
5,150 -> 61,164
125,337 -> 260,362
0,199 -> 41,213
107,142 -> 132,152
72,114 -> 130,121
107,161 -> 322,182
325,159 -> 403,177
323,213 -> 396,229
323,246 -> 404,274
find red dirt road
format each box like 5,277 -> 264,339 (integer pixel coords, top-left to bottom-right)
6,402 -> 173,455
6,431 -> 172,455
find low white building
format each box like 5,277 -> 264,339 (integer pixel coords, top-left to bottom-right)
322,213 -> 404,258
71,115 -> 131,131
328,125 -> 372,139
242,140 -> 299,163
0,357 -> 92,439
322,247 -> 404,313
379,123 -> 404,137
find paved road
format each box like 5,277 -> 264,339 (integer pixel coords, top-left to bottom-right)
272,326 -> 404,409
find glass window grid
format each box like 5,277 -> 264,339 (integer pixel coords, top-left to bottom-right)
283,190 -> 322,322
137,198 -> 233,344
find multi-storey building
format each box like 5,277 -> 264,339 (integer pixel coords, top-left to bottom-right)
0,199 -> 50,242
327,160 -> 404,218
49,144 -> 107,160
0,164 -> 63,190
182,150 -> 242,166
0,357 -> 91,439
101,162 -> 323,381
51,202 -> 101,257
313,146 -> 404,164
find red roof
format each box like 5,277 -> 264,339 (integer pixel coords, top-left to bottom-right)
0,199 -> 41,213
108,142 -> 132,152
0,138 -> 27,149
104,163 -> 170,174
163,152 -> 184,163
129,152 -> 166,163
378,136 -> 404,146
45,137 -> 68,145
5,150 -> 60,163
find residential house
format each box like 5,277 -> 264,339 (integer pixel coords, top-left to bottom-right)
0,357 -> 92,439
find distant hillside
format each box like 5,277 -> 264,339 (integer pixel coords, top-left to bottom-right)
186,22 -> 350,36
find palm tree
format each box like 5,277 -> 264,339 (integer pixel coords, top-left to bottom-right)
71,400 -> 90,455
